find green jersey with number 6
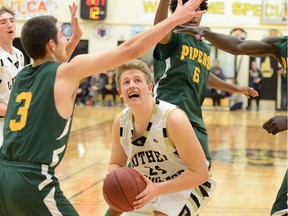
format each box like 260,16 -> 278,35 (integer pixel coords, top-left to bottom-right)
153,32 -> 211,163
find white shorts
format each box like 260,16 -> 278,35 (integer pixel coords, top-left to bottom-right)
125,176 -> 217,216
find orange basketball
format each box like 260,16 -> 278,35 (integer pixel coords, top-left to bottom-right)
102,167 -> 147,212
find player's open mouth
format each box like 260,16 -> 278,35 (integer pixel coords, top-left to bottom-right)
128,93 -> 139,99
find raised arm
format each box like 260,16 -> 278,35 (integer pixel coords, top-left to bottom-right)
65,3 -> 82,61
154,0 -> 171,44
61,0 -> 206,80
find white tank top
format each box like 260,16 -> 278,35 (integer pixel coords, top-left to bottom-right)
0,46 -> 25,105
119,99 -> 188,183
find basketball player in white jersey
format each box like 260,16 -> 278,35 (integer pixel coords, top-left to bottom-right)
0,6 -> 25,147
106,59 -> 216,216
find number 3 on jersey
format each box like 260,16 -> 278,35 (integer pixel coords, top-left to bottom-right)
9,92 -> 32,131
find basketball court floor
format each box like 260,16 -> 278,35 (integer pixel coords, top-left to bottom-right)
57,105 -> 287,216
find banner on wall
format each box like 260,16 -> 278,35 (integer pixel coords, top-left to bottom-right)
141,0 -> 286,26
261,0 -> 287,25
0,0 -> 57,20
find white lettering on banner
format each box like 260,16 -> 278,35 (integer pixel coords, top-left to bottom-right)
0,0 -> 57,20
142,0 -> 286,26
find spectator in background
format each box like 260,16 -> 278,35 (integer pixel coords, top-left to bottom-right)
87,74 -> 101,106
229,80 -> 245,111
101,69 -> 118,106
210,59 -> 227,110
247,60 -> 263,111
76,77 -> 90,106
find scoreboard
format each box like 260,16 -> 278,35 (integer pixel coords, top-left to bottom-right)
80,0 -> 107,20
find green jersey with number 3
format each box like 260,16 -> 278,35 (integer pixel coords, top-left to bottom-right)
1,62 -> 72,168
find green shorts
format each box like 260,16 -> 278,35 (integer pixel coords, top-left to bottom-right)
192,124 -> 211,167
271,170 -> 288,216
0,157 -> 79,216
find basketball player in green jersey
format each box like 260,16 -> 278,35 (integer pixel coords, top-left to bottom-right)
0,0 -> 207,215
174,26 -> 288,216
153,0 -> 258,167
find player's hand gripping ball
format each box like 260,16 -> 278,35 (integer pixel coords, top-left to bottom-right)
102,167 -> 147,212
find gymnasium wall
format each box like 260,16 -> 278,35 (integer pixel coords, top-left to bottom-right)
4,0 -> 287,109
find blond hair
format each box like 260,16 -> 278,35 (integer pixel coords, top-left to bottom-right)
116,59 -> 154,88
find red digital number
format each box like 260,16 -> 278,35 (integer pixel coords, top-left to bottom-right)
86,0 -> 106,6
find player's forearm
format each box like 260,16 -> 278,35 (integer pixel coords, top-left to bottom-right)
208,73 -> 239,93
202,28 -> 244,55
65,35 -> 81,61
156,169 -> 209,195
154,0 -> 170,25
121,15 -> 184,58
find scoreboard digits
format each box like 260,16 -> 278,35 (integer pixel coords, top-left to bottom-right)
80,0 -> 107,20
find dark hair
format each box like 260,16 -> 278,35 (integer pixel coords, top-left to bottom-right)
0,6 -> 15,16
20,15 -> 58,59
170,0 -> 208,13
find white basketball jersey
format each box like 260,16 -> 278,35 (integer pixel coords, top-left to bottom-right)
119,99 -> 188,183
0,46 -> 25,105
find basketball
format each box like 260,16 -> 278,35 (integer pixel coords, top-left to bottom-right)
102,167 -> 147,212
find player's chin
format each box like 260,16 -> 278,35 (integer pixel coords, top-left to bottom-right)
185,23 -> 199,27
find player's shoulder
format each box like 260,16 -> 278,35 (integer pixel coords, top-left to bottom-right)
158,99 -> 177,110
12,46 -> 22,53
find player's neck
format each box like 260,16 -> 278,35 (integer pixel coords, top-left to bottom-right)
131,98 -> 154,126
0,42 -> 13,55
32,57 -> 55,67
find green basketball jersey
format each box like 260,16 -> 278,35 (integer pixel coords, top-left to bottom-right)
153,32 -> 211,164
1,62 -> 72,169
276,36 -> 288,73
153,32 -> 211,133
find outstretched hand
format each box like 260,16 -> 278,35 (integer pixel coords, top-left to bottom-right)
173,0 -> 206,25
236,86 -> 259,98
65,3 -> 83,61
174,25 -> 204,40
69,3 -> 82,40
263,116 -> 288,135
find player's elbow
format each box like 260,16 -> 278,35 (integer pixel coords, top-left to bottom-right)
191,166 -> 209,185
199,168 -> 209,184
126,45 -> 143,59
